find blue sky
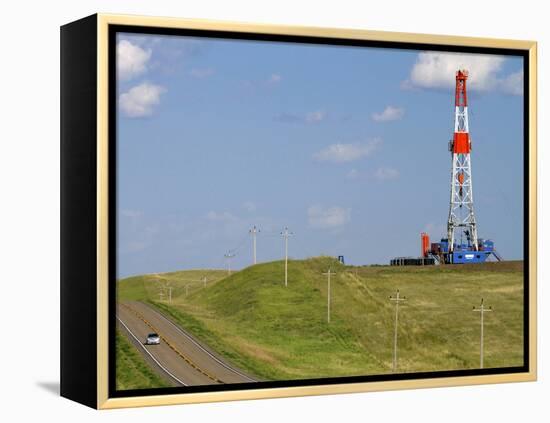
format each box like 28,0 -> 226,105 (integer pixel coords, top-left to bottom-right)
116,33 -> 524,278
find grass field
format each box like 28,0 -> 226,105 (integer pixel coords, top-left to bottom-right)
115,330 -> 171,390
117,258 -> 524,381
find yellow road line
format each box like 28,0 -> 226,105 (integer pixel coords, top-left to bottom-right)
119,302 -> 223,384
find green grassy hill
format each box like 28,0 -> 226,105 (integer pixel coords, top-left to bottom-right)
118,258 -> 524,380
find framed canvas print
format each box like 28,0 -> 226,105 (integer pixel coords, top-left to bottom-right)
60,13 -> 537,409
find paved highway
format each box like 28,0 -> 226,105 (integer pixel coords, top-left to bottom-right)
117,301 -> 257,387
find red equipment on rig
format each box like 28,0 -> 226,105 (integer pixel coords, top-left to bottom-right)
421,232 -> 430,258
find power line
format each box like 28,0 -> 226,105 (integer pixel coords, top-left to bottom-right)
190,231 -> 251,285
229,232 -> 250,254
389,289 -> 407,372
473,298 -> 493,369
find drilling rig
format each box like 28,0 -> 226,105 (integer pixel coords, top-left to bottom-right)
391,69 -> 501,266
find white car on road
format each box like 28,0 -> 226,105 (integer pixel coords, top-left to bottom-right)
145,333 -> 160,345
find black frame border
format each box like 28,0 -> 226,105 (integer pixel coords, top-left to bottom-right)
107,24 -> 530,399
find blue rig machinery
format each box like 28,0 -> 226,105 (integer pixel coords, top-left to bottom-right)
391,69 -> 502,266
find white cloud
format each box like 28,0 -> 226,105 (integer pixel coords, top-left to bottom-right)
424,222 -> 447,237
374,166 -> 400,181
404,52 -> 522,95
308,205 -> 351,229
190,67 -> 215,78
268,73 -> 282,84
346,169 -> 359,179
243,201 -> 257,212
313,139 -> 381,163
205,211 -> 237,222
305,111 -> 327,123
117,39 -> 152,81
120,209 -> 143,218
499,70 -> 523,95
399,79 -> 416,91
372,106 -> 404,122
407,52 -> 504,91
119,82 -> 165,118
275,110 -> 326,124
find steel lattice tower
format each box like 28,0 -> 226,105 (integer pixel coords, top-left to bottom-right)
447,69 -> 478,252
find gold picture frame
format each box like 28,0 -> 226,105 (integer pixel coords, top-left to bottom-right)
60,13 -> 537,409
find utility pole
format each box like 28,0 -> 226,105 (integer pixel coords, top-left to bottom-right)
281,227 -> 293,287
473,298 -> 492,369
224,251 -> 235,275
389,289 -> 406,372
202,276 -> 207,288
159,282 -> 166,301
249,225 -> 260,265
167,285 -> 172,304
185,284 -> 189,297
322,269 -> 336,323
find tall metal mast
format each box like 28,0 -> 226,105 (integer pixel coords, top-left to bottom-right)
447,69 -> 478,252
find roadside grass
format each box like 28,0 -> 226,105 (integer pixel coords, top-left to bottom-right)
118,258 -> 524,380
115,330 -> 170,390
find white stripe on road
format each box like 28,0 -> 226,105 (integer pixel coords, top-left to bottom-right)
117,316 -> 188,387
